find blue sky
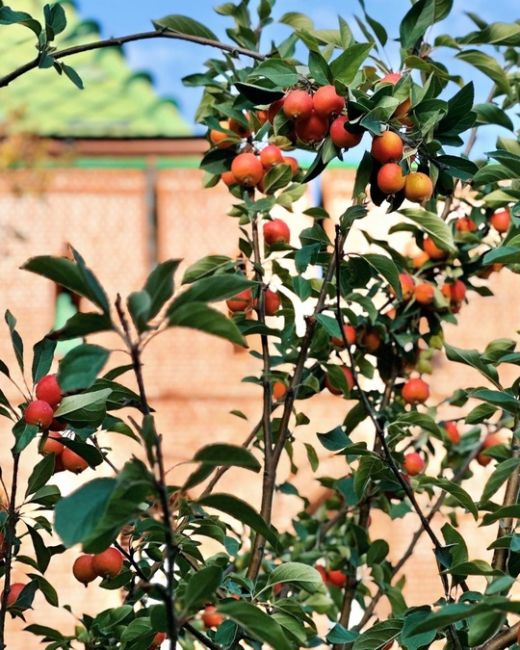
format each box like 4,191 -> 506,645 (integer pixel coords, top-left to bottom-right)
78,0 -> 517,155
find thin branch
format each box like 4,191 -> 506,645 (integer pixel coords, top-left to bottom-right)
0,452 -> 20,650
184,622 -> 221,650
0,29 -> 264,89
481,622 -> 520,650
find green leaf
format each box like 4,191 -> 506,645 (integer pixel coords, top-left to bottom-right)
474,103 -> 514,131
0,7 -> 41,34
353,619 -> 403,650
308,51 -> 332,85
170,275 -> 256,311
5,310 -> 24,372
483,246 -> 520,265
362,253 -> 401,297
234,82 -> 284,105
168,303 -> 246,347
419,477 -> 478,519
183,565 -> 223,613
399,209 -> 456,253
468,610 -> 505,647
330,42 -> 373,86
481,458 -> 520,502
471,389 -> 520,414
317,427 -> 351,451
198,493 -> 278,548
217,600 -> 292,650
353,151 -> 373,200
127,291 -> 152,333
445,344 -> 500,387
13,421 -> 38,453
53,389 -> 112,426
193,444 -> 260,472
436,155 -> 478,180
143,259 -> 181,318
25,454 -> 55,498
456,50 -> 510,95
182,256 -> 232,284
153,14 -> 218,40
265,562 -> 324,593
400,0 -> 452,49
27,528 -> 51,574
250,59 -> 299,87
326,624 -> 357,644
62,64 -> 84,89
58,344 -> 110,391
32,338 -> 56,384
52,312 -> 113,340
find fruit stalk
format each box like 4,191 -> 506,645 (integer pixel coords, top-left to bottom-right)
0,452 -> 20,650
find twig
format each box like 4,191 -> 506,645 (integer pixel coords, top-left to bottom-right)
0,30 -> 264,89
184,622 -> 221,650
0,452 -> 20,650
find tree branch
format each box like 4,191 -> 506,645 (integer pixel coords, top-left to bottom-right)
0,29 -> 264,89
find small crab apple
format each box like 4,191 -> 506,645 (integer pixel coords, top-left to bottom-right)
312,84 -> 345,118
455,216 -> 477,233
61,447 -> 89,474
404,452 -> 425,476
325,366 -> 354,396
404,172 -> 433,202
295,112 -> 328,144
443,421 -> 460,445
272,381 -> 287,401
380,71 -> 401,84
282,156 -> 299,177
422,237 -> 447,260
327,570 -> 347,588
263,219 -> 290,246
402,378 -> 430,404
414,283 -> 435,305
24,400 -> 54,428
489,208 -> 510,233
264,289 -> 281,316
255,110 -> 268,126
371,131 -> 404,163
377,163 -> 405,194
35,374 -> 62,408
150,632 -> 166,649
267,98 -> 284,123
329,116 -> 363,149
361,328 -> 382,353
282,89 -> 313,120
231,153 -> 264,187
412,251 -> 430,268
208,122 -> 237,149
2,582 -> 27,608
41,431 -> 64,456
397,273 -> 415,301
221,170 -> 237,187
442,279 -> 466,304
228,116 -> 250,139
73,555 -> 97,586
226,289 -> 253,313
477,433 -> 503,466
331,324 -> 357,348
92,547 -> 124,578
202,605 -> 224,629
260,144 -> 284,170
315,564 -> 329,583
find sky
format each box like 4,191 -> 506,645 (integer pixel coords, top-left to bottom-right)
77,0 -> 518,155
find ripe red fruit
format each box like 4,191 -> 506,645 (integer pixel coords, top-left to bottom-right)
442,280 -> 466,303
209,122 -> 237,149
24,400 -> 54,428
312,85 -> 345,118
255,110 -> 268,126
283,89 -> 313,120
53,453 -> 65,474
455,216 -> 477,233
263,219 -> 290,246
228,116 -> 250,139
412,252 -> 429,268
377,163 -> 405,194
402,378 -> 430,404
282,156 -> 299,177
404,172 -> 433,202
272,381 -> 287,401
380,72 -> 401,84
260,144 -> 284,170
325,366 -> 354,396
221,170 -> 237,187
35,374 -> 62,408
329,116 -> 363,149
361,329 -> 381,353
443,421 -> 460,445
371,131 -> 403,163
2,582 -> 26,608
315,564 -> 329,583
272,582 -> 283,596
422,237 -> 446,260
231,153 -> 264,187
150,632 -> 166,649
264,289 -> 281,316
327,569 -> 347,588
295,112 -> 328,144
477,433 -> 503,466
226,289 -> 253,313
397,273 -> 415,301
414,283 -> 435,305
41,431 -> 64,456
404,452 -> 425,476
73,555 -> 97,586
202,605 -> 224,629
489,209 -> 510,233
267,98 -> 284,123
92,547 -> 124,578
331,324 -> 357,348
61,447 -> 89,474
